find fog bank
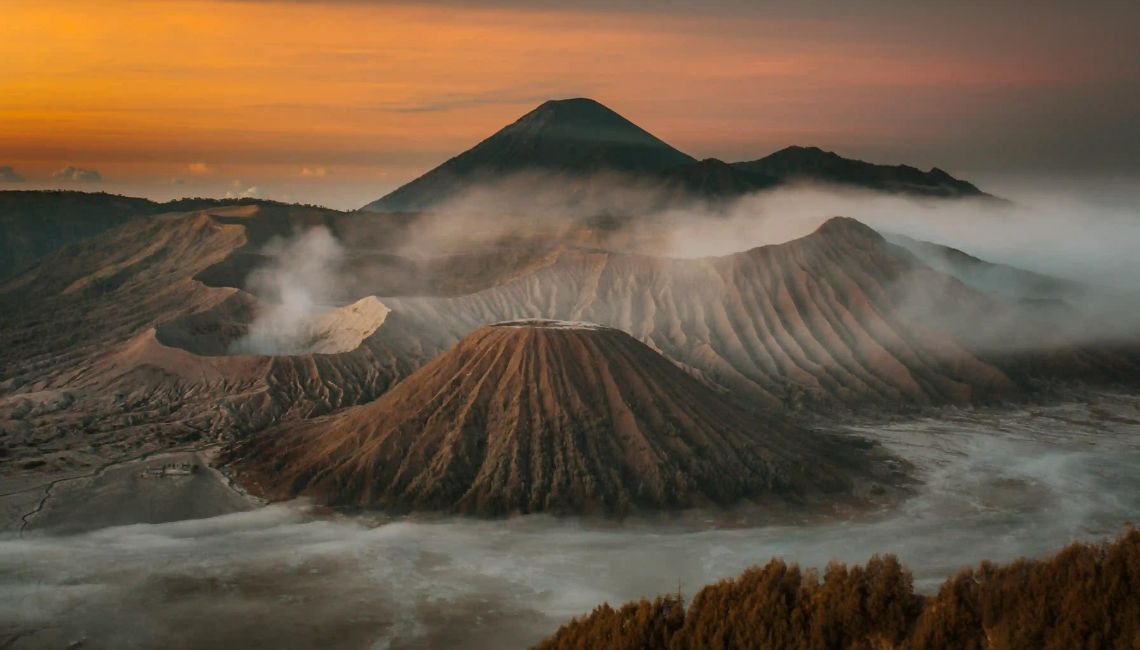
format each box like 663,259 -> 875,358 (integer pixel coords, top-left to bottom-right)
3,396 -> 1139,649
380,174 -> 1140,295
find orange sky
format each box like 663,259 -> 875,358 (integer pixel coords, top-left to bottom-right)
2,1 -> 1137,208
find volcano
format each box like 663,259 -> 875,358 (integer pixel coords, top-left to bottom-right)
225,320 -> 879,516
362,98 -> 697,213
360,100 -> 993,213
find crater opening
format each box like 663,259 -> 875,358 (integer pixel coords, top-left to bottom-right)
156,294 -> 389,357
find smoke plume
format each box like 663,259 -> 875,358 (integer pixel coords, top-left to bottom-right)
228,227 -> 346,355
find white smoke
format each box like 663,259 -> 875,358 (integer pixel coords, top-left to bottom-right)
222,174 -> 1140,357
392,172 -> 1140,293
228,227 -> 346,355
375,174 -> 1140,351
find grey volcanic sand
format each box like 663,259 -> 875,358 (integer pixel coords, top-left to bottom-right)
2,394 -> 1139,649
22,449 -> 256,535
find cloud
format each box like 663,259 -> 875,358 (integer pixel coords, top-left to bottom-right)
225,183 -> 261,199
188,162 -> 211,174
370,171 -> 1140,353
0,165 -> 25,182
300,167 -> 327,178
51,165 -> 103,183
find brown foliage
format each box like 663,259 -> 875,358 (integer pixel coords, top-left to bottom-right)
535,529 -> 1140,650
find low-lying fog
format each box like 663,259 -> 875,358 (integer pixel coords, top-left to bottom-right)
4,396 -> 1139,649
393,175 -> 1140,292
227,180 -> 1140,357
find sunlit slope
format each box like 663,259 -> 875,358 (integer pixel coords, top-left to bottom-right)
225,320 -> 883,515
380,218 -> 1095,409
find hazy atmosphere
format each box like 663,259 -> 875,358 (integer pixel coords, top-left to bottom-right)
2,2 -> 1139,649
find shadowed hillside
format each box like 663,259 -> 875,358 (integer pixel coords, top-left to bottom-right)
0,190 -> 312,280
733,146 -> 990,199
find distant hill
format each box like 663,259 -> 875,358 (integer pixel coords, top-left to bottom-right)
362,99 -> 992,212
0,191 -> 160,279
733,145 -> 989,198
0,190 -> 318,280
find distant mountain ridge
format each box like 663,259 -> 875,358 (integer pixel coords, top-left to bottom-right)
734,145 -> 987,198
362,98 -> 990,212
0,191 -> 316,280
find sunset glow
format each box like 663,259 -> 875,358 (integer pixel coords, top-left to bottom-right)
2,1 -> 1137,208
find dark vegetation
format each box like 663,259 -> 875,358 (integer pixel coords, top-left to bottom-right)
535,529 -> 1140,649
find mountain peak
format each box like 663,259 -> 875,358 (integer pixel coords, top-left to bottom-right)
529,97 -> 618,116
813,216 -> 885,241
362,98 -> 695,213
765,145 -> 845,164
498,97 -> 688,152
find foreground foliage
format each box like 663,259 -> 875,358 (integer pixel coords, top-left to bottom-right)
536,529 -> 1140,649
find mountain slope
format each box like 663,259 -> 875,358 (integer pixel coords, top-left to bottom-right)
885,233 -> 1083,301
363,98 -> 696,212
225,320 -> 882,515
374,217 -> 1138,409
0,190 -> 305,280
733,146 -> 988,198
5,204 -> 1135,486
375,219 -> 1020,409
0,191 -> 160,279
0,205 -> 425,482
